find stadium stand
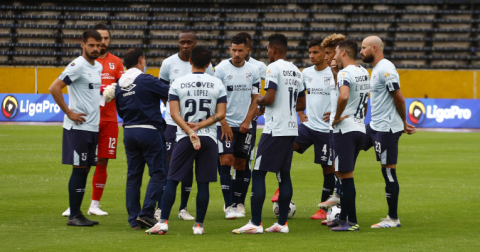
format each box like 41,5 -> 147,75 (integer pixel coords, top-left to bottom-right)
0,0 -> 479,68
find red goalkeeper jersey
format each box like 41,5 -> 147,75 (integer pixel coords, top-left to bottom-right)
96,53 -> 124,122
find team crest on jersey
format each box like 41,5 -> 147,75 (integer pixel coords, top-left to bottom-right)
109,63 -> 115,70
324,77 -> 331,85
121,84 -> 136,92
70,63 -> 75,67
246,73 -> 252,82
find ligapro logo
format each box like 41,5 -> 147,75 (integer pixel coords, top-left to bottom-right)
408,100 -> 472,124
2,95 -> 19,119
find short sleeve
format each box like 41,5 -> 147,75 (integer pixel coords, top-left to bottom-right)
159,61 -> 170,83
218,83 -> 227,103
58,61 -> 81,85
337,71 -> 351,88
251,68 -> 261,94
382,66 -> 400,92
213,66 -> 224,82
168,80 -> 179,101
264,66 -> 279,90
259,63 -> 267,80
206,63 -> 215,76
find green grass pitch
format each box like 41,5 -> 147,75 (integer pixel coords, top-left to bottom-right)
0,125 -> 479,251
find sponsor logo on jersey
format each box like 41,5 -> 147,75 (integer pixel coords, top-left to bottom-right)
88,83 -> 101,89
2,95 -> 18,119
109,63 -> 115,70
306,77 -> 313,83
121,84 -> 136,92
101,73 -> 115,80
339,72 -> 346,77
384,72 -> 390,78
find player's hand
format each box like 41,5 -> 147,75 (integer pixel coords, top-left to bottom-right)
221,124 -> 233,142
103,83 -> 117,103
67,110 -> 87,125
299,113 -> 308,122
322,112 -> 331,122
189,132 -> 201,150
331,59 -> 339,76
239,121 -> 249,134
404,122 -> 416,135
186,122 -> 200,132
331,115 -> 349,129
255,106 -> 265,119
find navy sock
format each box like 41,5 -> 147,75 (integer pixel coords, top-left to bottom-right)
219,165 -> 233,207
239,161 -> 251,205
338,180 -> 347,221
68,168 -> 88,218
382,167 -> 399,219
251,170 -> 267,226
277,171 -> 293,226
322,172 -> 335,202
341,178 -> 357,224
179,175 -> 192,211
232,169 -> 245,205
195,182 -> 209,223
334,174 -> 341,196
160,179 -> 179,221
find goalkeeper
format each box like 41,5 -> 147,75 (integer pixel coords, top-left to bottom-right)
106,48 -> 170,230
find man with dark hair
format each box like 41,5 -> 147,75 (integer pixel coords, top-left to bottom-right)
214,35 -> 260,219
158,30 -> 215,221
49,30 -> 102,226
360,36 -> 416,229
146,46 -> 227,235
291,38 -> 336,220
62,24 -> 125,217
111,47 -> 170,230
328,40 -> 370,232
233,33 -> 305,234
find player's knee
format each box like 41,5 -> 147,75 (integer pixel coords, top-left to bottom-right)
220,154 -> 234,166
382,164 -> 396,169
293,142 -> 301,152
233,159 -> 246,170
322,165 -> 334,174
97,157 -> 108,165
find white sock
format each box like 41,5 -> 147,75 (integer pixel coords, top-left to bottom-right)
90,200 -> 100,208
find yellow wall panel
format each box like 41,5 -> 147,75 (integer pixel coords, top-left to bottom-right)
37,68 -> 65,94
0,67 -> 35,93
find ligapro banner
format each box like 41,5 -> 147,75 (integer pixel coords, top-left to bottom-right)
2,94 -> 479,129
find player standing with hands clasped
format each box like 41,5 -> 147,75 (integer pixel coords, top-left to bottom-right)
360,36 -> 416,229
146,46 -> 227,235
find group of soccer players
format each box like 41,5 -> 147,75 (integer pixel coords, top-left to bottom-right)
51,23 -> 416,234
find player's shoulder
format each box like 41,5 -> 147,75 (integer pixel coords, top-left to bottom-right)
302,65 -> 316,74
162,53 -> 179,65
376,58 -> 396,69
244,61 -> 260,72
68,56 -> 85,67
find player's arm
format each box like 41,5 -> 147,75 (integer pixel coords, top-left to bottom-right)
170,100 -> 201,149
239,93 -> 259,133
390,89 -> 416,134
257,66 -> 278,106
296,91 -> 306,112
49,78 -> 86,125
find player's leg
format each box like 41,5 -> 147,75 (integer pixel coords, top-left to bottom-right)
372,130 -> 403,228
63,129 -> 97,226
138,129 -> 167,228
319,130 -> 341,210
147,137 -> 195,234
231,130 -> 252,215
330,131 -> 363,232
178,172 -> 194,220
123,128 -> 148,228
192,137 -> 218,234
218,126 -> 236,213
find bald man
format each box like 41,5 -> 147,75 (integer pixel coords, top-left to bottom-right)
360,36 -> 416,229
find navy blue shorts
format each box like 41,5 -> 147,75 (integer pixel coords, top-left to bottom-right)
363,123 -> 403,165
123,128 -> 167,175
295,123 -> 331,165
217,126 -> 254,160
164,124 -> 177,156
168,136 -> 218,183
62,128 -> 99,167
253,133 -> 295,173
333,130 -> 365,172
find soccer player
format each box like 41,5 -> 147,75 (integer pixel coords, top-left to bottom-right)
158,30 -> 215,221
317,34 -> 347,214
214,35 -> 260,219
293,39 -> 335,220
360,36 -> 416,228
146,46 -> 227,235
328,40 -> 370,232
233,34 -> 305,234
113,48 -> 170,230
49,30 -> 103,226
216,32 -> 267,215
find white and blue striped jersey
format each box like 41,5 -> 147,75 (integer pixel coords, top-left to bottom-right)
370,59 -> 403,133
58,56 -> 103,132
159,53 -> 215,126
263,59 -> 305,137
214,60 -> 260,128
302,66 -> 333,133
334,65 -> 370,134
216,57 -> 267,80
168,72 -> 227,143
